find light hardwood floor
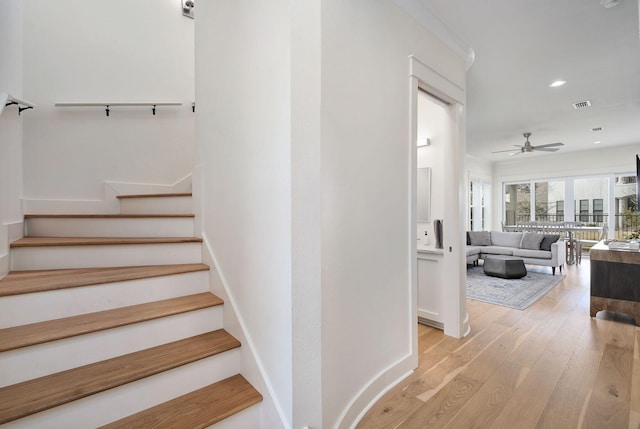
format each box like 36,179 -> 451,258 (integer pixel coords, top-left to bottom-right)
358,258 -> 640,429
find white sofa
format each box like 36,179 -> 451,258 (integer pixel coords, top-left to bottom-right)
466,230 -> 567,275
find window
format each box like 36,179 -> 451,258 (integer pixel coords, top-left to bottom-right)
580,199 -> 589,222
593,199 -> 603,223
535,180 -> 564,222
557,200 -> 564,221
504,183 -> 530,225
615,175 -> 637,237
574,177 -> 609,225
469,179 -> 489,230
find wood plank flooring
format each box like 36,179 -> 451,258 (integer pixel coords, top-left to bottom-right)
357,259 -> 640,429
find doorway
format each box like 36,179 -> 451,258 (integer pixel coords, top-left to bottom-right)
410,56 -> 469,341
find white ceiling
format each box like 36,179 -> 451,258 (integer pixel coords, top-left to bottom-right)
423,0 -> 640,162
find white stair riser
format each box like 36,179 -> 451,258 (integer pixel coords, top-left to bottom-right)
0,271 -> 210,328
25,217 -> 194,238
119,197 -> 193,214
10,243 -> 202,270
1,350 -> 241,429
0,308 -> 223,387
204,404 -> 260,429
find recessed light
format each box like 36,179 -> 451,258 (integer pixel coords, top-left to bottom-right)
594,141 -> 601,144
549,80 -> 567,88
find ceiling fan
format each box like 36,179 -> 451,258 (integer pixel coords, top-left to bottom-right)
492,132 -> 564,155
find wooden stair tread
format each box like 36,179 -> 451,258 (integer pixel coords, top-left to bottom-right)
10,236 -> 203,248
0,292 -> 223,352
0,330 -> 240,425
99,374 -> 262,429
117,193 -> 192,199
0,264 -> 210,297
24,213 -> 195,218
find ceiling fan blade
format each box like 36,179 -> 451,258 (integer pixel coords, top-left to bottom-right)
509,150 -> 523,156
533,142 -> 564,149
492,147 -> 522,153
533,147 -> 560,152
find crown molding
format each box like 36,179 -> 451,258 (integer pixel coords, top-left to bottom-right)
392,0 -> 475,70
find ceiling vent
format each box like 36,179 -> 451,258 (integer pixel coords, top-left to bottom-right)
601,0 -> 621,8
573,100 -> 592,109
591,127 -> 603,132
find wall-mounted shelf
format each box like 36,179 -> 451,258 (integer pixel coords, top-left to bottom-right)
55,102 -> 183,117
1,92 -> 36,116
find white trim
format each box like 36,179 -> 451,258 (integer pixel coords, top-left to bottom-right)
409,56 -> 469,340
200,233 -> 288,429
0,221 -> 24,280
340,355 -> 415,429
393,0 -> 475,70
410,56 -> 465,104
22,175 -> 192,215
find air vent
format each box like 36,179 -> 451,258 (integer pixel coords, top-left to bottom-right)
591,127 -> 603,132
573,100 -> 592,109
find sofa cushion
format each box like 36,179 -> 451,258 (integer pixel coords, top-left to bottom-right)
490,231 -> 523,248
513,248 -> 552,259
520,232 -> 544,250
468,231 -> 491,246
540,234 -> 560,251
467,246 -> 481,256
480,246 -> 514,256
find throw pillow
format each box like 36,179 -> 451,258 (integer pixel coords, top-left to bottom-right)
540,234 -> 560,251
520,232 -> 544,250
490,231 -> 523,248
467,232 -> 471,245
468,231 -> 491,246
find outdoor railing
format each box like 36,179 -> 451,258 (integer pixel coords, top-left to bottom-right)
512,213 -> 640,240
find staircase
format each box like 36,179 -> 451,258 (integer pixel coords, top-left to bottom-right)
0,193 -> 262,428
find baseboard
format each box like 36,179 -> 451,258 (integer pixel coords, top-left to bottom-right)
339,353 -> 416,429
105,173 -> 192,195
418,316 -> 444,330
0,221 -> 24,279
200,233 -> 287,429
0,253 -> 8,280
22,175 -> 192,214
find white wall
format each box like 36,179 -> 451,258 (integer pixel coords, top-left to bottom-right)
492,144 -> 640,226
196,1 -> 466,428
0,0 -> 24,278
22,0 -> 195,204
195,2 -> 292,428
320,1 -> 465,426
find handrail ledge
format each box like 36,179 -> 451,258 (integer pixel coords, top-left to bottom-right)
1,92 -> 36,117
55,101 -> 183,117
55,102 -> 182,107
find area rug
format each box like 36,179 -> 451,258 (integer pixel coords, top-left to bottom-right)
466,265 -> 565,310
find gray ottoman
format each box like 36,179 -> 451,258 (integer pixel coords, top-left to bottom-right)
483,255 -> 527,279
